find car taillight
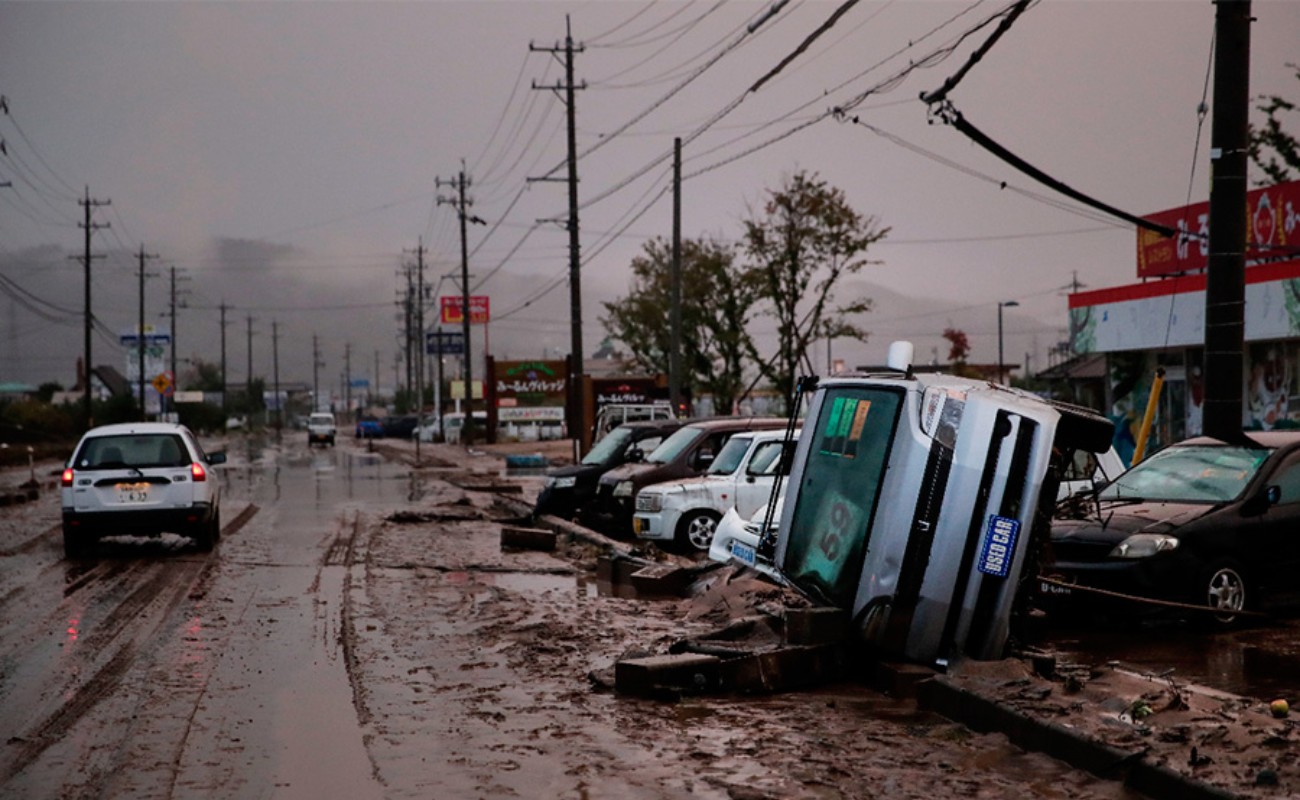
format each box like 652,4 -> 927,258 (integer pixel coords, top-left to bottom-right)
61,468 -> 75,487
191,462 -> 207,482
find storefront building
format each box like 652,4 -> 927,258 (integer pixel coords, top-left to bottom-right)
1068,180 -> 1300,463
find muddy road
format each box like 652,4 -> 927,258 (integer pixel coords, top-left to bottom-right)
0,434 -> 1284,798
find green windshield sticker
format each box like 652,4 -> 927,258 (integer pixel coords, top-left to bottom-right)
820,397 -> 871,458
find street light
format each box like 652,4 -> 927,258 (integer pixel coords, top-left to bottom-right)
997,300 -> 1020,385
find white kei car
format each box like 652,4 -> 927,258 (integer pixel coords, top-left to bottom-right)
708,497 -> 785,584
60,422 -> 227,558
632,427 -> 799,552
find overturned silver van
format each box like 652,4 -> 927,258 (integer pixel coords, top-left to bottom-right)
767,342 -> 1112,667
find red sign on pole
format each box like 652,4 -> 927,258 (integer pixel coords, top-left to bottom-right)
440,295 -> 490,324
1137,179 -> 1300,279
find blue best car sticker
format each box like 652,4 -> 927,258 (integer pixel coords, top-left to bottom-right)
977,514 -> 1020,578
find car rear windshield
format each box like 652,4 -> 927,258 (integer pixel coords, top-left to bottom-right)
75,434 -> 190,470
1101,444 -> 1271,503
310,414 -> 334,424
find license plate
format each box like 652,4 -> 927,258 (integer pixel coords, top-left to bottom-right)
1039,580 -> 1072,597
116,482 -> 150,503
730,541 -> 757,566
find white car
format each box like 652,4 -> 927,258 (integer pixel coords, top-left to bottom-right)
307,411 -> 337,446
633,427 -> 800,551
60,422 -> 227,558
708,497 -> 785,584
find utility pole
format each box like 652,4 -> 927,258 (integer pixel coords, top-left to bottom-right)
245,315 -> 256,421
531,17 -> 586,453
437,167 -> 486,444
670,136 -> 683,415
167,266 -> 189,417
272,321 -> 281,432
135,245 -> 159,420
74,187 -> 109,430
1202,0 -> 1252,440
219,302 -> 230,418
312,333 -> 323,411
344,343 -> 352,416
412,240 -> 426,463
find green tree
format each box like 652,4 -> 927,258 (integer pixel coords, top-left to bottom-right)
741,171 -> 889,406
1250,62 -> 1299,185
185,359 -> 225,392
601,237 -> 758,413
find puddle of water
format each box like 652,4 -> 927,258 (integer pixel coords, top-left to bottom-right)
486,571 -> 579,595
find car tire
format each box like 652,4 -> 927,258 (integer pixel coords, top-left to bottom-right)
62,525 -> 90,559
1197,559 -> 1250,627
676,510 -> 722,553
194,510 -> 218,553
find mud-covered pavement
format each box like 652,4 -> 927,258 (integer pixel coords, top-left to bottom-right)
0,433 -> 1295,798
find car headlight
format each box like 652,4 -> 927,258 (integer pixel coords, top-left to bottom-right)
1109,533 -> 1179,559
612,481 -> 634,498
548,476 -> 576,489
636,493 -> 663,512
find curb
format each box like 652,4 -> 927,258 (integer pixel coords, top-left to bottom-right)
917,677 -> 1241,800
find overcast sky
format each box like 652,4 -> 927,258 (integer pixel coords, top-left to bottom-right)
1,0 -> 1297,392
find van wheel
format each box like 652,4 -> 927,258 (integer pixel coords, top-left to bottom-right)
677,510 -> 722,553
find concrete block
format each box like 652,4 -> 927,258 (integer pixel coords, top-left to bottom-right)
615,653 -> 722,697
785,606 -> 849,646
500,525 -> 557,551
870,660 -> 938,698
629,564 -> 691,597
719,645 -> 845,693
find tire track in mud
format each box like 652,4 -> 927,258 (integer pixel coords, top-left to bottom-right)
335,511 -> 386,788
0,522 -> 59,558
0,507 -> 256,787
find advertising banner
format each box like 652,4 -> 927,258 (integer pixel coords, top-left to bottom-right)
440,295 -> 490,325
1138,180 -> 1300,278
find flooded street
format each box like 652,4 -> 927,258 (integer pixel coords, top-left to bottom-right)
1,435 -> 1294,798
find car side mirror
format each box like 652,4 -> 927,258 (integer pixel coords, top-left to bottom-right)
1242,486 -> 1280,516
626,447 -> 644,463
697,452 -> 714,468
207,452 -> 228,465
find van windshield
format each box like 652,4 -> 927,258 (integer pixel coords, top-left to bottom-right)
583,426 -> 634,466
645,425 -> 703,465
782,387 -> 903,607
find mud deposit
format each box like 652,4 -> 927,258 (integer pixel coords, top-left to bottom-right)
0,437 -> 1295,798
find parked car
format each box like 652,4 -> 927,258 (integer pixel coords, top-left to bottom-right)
381,414 -> 420,439
533,419 -> 684,520
709,496 -> 785,583
634,427 -> 800,551
441,411 -> 487,444
592,402 -> 676,444
355,417 -> 383,438
1045,431 -> 1300,625
307,412 -> 336,446
583,417 -> 787,535
60,422 -> 227,557
1057,445 -> 1126,500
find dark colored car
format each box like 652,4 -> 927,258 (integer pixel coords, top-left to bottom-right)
381,414 -> 420,439
582,416 -> 787,535
1045,431 -> 1300,625
533,419 -> 684,520
355,417 -> 383,438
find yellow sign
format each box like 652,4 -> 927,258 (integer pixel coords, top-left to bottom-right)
152,372 -> 175,396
